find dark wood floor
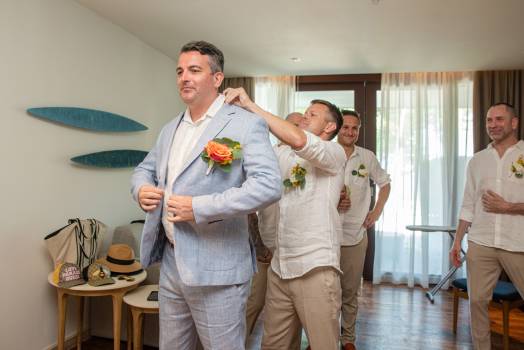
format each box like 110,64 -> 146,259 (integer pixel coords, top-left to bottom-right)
80,282 -> 524,350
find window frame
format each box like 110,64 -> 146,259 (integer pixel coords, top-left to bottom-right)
296,74 -> 381,153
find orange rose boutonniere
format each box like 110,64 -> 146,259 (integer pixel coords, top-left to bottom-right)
201,138 -> 242,175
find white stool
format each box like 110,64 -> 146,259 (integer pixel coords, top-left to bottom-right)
123,284 -> 159,350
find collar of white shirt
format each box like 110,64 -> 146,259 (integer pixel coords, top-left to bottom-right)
486,139 -> 524,151
347,145 -> 362,160
183,94 -> 226,125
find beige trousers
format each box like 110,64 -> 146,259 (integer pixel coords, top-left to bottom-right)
340,234 -> 368,345
246,261 -> 270,338
261,266 -> 341,350
466,241 -> 524,350
245,261 -> 302,348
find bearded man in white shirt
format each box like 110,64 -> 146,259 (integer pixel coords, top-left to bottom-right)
224,87 -> 345,350
450,102 -> 524,350
337,110 -> 391,350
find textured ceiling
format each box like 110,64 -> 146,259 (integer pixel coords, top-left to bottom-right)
76,0 -> 524,76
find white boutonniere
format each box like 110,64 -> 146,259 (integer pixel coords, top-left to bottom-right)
352,164 -> 368,178
510,155 -> 524,179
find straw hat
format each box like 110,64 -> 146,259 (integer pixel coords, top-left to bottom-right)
97,244 -> 143,275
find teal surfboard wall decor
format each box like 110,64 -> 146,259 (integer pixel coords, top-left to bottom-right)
27,107 -> 148,132
71,150 -> 148,168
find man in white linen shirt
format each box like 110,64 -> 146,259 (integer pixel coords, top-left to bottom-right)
245,112 -> 304,350
337,110 -> 391,350
450,102 -> 524,350
224,87 -> 345,350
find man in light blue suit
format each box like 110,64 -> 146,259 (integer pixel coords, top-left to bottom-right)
131,41 -> 281,350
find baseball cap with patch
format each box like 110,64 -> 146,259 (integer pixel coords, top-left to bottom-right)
53,263 -> 85,288
87,263 -> 115,287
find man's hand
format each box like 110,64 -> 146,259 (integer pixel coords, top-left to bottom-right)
363,210 -> 381,229
223,87 -> 256,112
338,188 -> 351,212
138,185 -> 164,212
167,195 -> 195,223
482,190 -> 510,213
256,245 -> 273,264
449,241 -> 463,268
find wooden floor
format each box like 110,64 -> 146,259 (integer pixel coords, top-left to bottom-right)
81,282 -> 524,350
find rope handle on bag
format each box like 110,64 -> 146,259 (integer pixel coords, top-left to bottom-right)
71,218 -> 100,268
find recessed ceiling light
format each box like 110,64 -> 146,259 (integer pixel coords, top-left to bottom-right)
290,57 -> 301,62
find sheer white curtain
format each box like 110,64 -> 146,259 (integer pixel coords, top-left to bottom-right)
254,76 -> 296,144
254,76 -> 295,114
373,72 -> 473,288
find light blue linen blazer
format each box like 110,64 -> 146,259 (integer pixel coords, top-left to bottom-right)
131,103 -> 281,286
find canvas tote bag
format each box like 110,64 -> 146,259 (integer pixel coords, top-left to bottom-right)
44,218 -> 106,270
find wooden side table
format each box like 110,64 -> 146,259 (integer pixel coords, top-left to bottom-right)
48,270 -> 147,350
123,284 -> 159,350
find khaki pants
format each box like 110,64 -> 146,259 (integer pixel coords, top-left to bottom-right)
466,241 -> 524,350
340,234 -> 368,345
261,267 -> 341,350
246,261 -> 270,338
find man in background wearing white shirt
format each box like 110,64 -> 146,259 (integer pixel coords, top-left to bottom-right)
337,110 -> 391,350
224,87 -> 345,350
450,102 -> 524,350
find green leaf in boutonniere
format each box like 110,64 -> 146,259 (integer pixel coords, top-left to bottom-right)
283,163 -> 307,190
352,163 -> 368,178
511,155 -> 524,179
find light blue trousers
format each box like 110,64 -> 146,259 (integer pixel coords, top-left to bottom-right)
159,244 -> 250,350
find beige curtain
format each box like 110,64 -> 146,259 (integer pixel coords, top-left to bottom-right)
219,77 -> 255,100
473,70 -> 524,151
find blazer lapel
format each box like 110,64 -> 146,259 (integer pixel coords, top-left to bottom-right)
158,112 -> 184,185
178,104 -> 236,176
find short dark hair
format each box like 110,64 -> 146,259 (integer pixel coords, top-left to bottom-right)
180,41 -> 224,73
490,102 -> 517,118
341,109 -> 361,125
310,99 -> 343,140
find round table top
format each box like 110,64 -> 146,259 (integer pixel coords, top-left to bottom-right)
123,284 -> 159,309
48,270 -> 147,292
405,225 -> 456,232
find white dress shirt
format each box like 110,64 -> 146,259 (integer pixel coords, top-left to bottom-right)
162,94 -> 225,243
271,131 -> 346,279
460,140 -> 524,252
340,146 -> 391,246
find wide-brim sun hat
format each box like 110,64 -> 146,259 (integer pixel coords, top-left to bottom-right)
97,243 -> 143,275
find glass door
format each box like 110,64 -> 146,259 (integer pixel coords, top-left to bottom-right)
296,74 -> 381,280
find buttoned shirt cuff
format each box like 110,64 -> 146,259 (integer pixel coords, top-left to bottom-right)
459,208 -> 474,223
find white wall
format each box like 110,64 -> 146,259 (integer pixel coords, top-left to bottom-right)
0,1 -> 183,349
